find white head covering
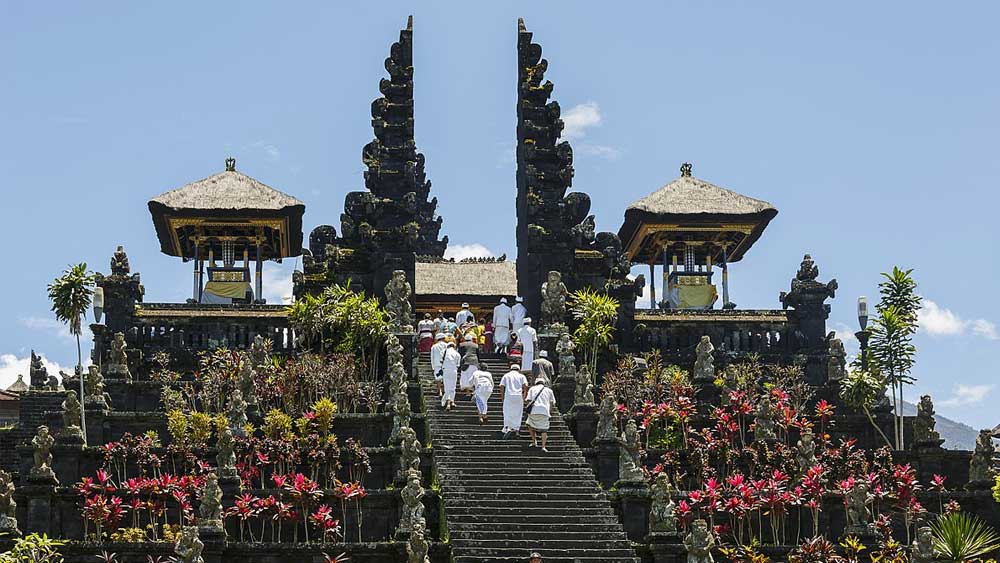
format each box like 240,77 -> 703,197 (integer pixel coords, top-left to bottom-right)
464,334 -> 473,341
447,341 -> 455,347
461,302 -> 469,308
515,296 -> 524,303
510,363 -> 521,370
435,333 -> 445,341
524,317 -> 532,324
539,350 -> 548,358
500,297 -> 508,304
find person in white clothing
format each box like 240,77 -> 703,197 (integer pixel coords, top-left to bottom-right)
455,302 -> 474,326
516,317 -> 538,372
429,333 -> 448,398
440,341 -> 462,411
471,362 -> 495,425
492,297 -> 513,354
511,296 -> 528,333
498,364 -> 528,438
525,377 -> 557,451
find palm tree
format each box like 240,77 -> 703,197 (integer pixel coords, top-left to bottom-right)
568,288 -> 620,376
47,263 -> 96,444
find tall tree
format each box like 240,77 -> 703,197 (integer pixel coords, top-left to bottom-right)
47,263 -> 96,444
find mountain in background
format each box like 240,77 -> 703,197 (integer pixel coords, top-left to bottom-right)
899,400 -> 978,451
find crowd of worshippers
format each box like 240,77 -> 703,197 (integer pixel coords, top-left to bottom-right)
420,298 -> 558,451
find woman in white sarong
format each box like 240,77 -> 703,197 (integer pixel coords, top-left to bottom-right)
440,342 -> 462,411
472,363 -> 495,424
498,364 -> 528,437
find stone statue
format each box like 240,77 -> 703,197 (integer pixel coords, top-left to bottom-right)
249,334 -> 270,368
693,336 -> 715,383
619,420 -> 644,482
0,469 -> 19,534
385,269 -> 413,331
845,480 -> 873,534
29,350 -> 48,389
796,428 -> 818,473
398,426 -> 422,482
238,360 -> 257,409
85,365 -> 110,408
216,427 -> 237,479
574,365 -> 595,406
540,270 -> 568,329
683,519 -> 715,563
407,518 -> 431,563
174,526 -> 204,563
387,333 -> 403,366
30,426 -> 55,480
911,525 -> 935,563
389,389 -> 412,446
107,332 -> 131,382
913,395 -> 941,445
198,473 -> 223,528
753,392 -> 777,441
60,391 -> 83,440
595,394 -> 618,442
226,389 -> 248,438
649,473 -> 677,533
556,332 -> 576,376
110,245 -> 131,276
797,254 -> 819,282
827,333 -> 847,382
969,429 -> 996,483
400,467 -> 425,533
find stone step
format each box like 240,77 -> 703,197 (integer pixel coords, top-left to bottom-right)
453,547 -> 639,559
454,557 -> 640,563
450,529 -> 629,541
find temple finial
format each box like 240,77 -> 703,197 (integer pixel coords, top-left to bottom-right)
225,157 -> 236,172
406,15 -> 413,31
518,18 -> 526,32
680,162 -> 692,177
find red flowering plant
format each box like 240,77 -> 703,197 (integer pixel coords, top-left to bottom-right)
929,473 -> 947,514
226,493 -> 262,542
309,504 -> 342,544
334,481 -> 368,542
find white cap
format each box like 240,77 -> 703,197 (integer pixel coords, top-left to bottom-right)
435,333 -> 445,340
464,334 -> 473,341
524,317 -> 532,324
462,302 -> 469,308
516,296 -> 524,303
447,341 -> 455,347
500,297 -> 508,304
510,363 -> 521,370
539,350 -> 548,358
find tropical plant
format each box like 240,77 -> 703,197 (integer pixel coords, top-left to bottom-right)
0,533 -> 66,563
568,287 -> 620,376
47,262 -> 96,445
931,511 -> 1000,562
839,368 -> 893,449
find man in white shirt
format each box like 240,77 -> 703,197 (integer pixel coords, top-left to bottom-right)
455,302 -> 474,326
516,317 -> 538,372
511,296 -> 528,333
525,377 -> 557,452
498,363 -> 528,438
492,297 -> 513,354
429,333 -> 447,398
441,341 -> 462,411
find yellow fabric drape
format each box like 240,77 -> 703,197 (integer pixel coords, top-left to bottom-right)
204,281 -> 252,299
677,284 -> 718,309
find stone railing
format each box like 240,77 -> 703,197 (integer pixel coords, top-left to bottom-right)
632,308 -> 795,363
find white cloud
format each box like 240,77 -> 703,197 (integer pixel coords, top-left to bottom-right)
244,140 -> 281,163
918,299 -> 998,340
561,102 -> 602,141
261,263 -> 294,305
831,322 -> 859,345
0,353 -> 71,390
939,383 -> 995,408
578,144 -> 623,160
19,316 -> 93,344
444,244 -> 495,261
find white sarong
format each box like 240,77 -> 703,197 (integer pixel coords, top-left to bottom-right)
460,365 -> 476,390
503,394 -> 524,432
494,325 -> 510,346
521,347 -> 534,372
441,367 -> 458,407
473,372 -> 494,415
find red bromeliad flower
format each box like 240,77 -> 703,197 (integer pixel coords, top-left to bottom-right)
930,474 -> 947,490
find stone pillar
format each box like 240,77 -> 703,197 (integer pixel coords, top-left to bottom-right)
614,482 -> 650,541
566,404 -> 597,448
198,526 -> 226,563
647,532 -> 685,563
22,474 -> 58,535
592,438 -> 621,489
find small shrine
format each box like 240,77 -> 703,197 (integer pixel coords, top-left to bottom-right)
148,158 -> 305,303
618,163 -> 777,309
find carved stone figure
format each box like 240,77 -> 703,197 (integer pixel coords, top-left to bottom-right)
110,245 -> 131,276
238,360 -> 257,409
683,519 -> 715,563
174,526 -> 204,563
969,429 -> 996,483
389,389 -> 412,445
827,334 -> 847,382
30,426 -> 55,480
556,331 -> 576,376
226,389 -> 248,438
407,518 -> 431,563
216,427 -> 237,479
649,473 -> 677,533
845,480 -> 873,534
0,469 -> 19,534
60,391 -> 83,440
595,394 -> 618,442
913,395 -> 941,445
29,350 -> 48,389
574,365 -> 595,406
198,473 -> 223,528
400,467 -> 425,533
249,334 -> 270,368
385,270 -> 414,331
753,393 -> 777,441
85,365 -> 110,408
911,525 -> 935,563
398,426 -> 421,482
796,428 -> 818,473
107,332 -> 131,382
540,270 -> 568,329
692,336 -> 715,383
619,419 -> 643,482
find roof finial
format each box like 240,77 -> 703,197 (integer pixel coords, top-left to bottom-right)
225,157 -> 236,172
518,17 -> 526,32
406,15 -> 413,31
680,162 -> 692,177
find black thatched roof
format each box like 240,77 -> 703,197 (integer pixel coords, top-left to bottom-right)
414,261 -> 518,297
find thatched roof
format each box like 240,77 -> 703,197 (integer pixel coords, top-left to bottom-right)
414,261 -> 518,297
149,168 -> 303,212
626,175 -> 775,217
4,374 -> 27,393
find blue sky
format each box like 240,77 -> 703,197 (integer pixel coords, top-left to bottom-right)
1,2 -> 998,428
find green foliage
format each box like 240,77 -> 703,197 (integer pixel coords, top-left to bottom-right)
189,411 -> 213,448
46,263 -> 95,337
263,408 -> 293,440
312,397 -> 337,436
166,409 -> 188,447
0,533 -> 65,563
568,287 -> 620,376
993,474 -> 1000,505
931,511 -> 1000,562
839,368 -> 893,449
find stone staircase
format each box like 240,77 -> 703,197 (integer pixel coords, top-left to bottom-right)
418,353 -> 639,563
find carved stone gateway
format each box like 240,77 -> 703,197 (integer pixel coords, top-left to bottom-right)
385,269 -> 414,332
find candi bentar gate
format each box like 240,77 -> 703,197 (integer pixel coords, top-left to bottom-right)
3,16 -> 997,563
